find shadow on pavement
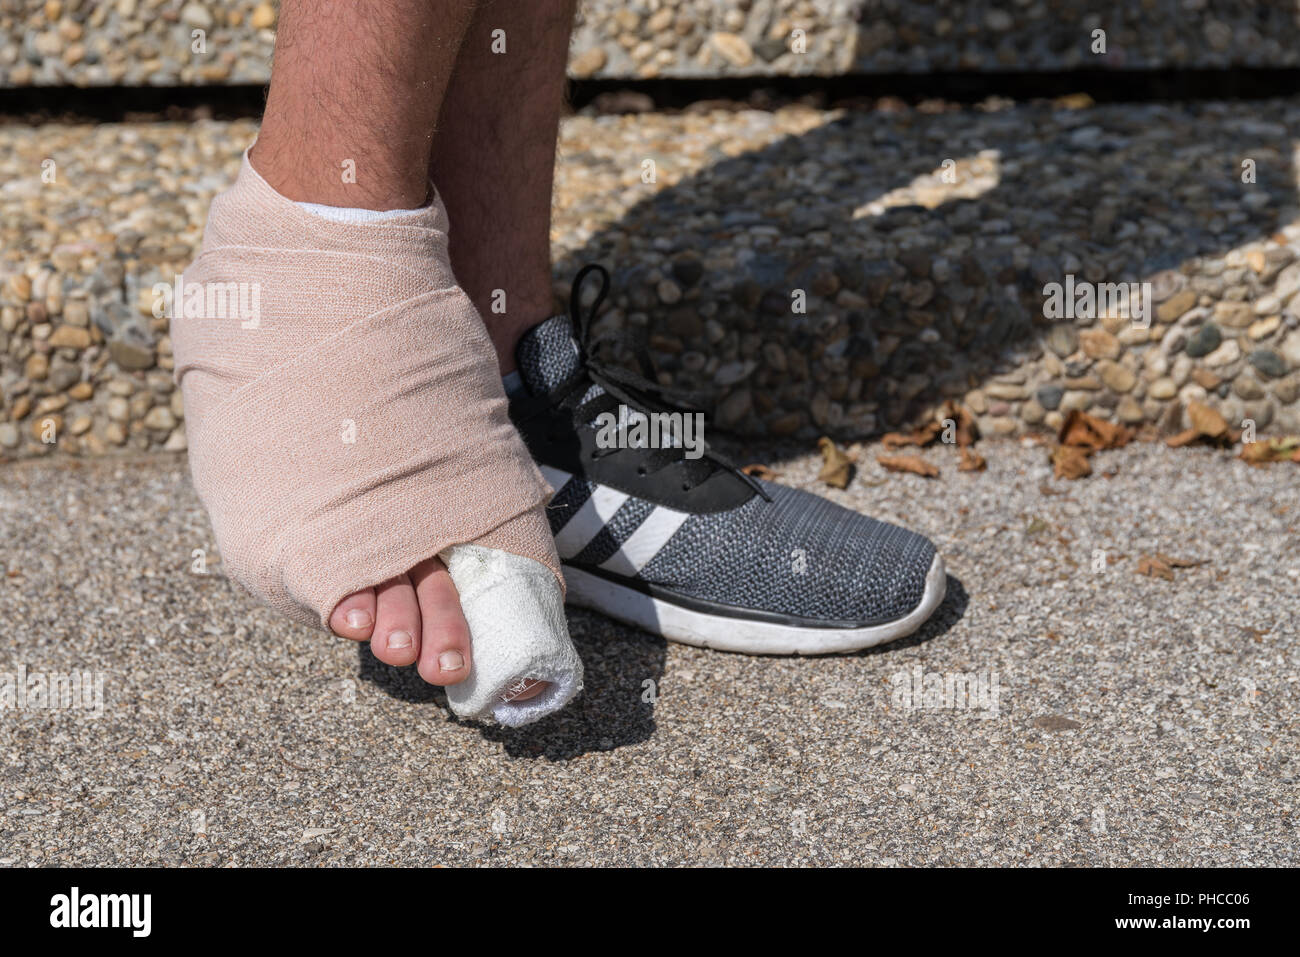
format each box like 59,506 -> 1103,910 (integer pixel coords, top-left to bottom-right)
353,576 -> 965,756
356,607 -> 665,759
857,573 -> 968,659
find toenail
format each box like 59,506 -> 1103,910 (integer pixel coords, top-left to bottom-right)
387,630 -> 413,650
346,609 -> 371,630
439,650 -> 465,672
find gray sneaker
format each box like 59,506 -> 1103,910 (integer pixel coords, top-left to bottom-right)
506,265 -> 946,654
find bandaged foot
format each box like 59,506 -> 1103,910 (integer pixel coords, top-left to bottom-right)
171,150 -> 582,726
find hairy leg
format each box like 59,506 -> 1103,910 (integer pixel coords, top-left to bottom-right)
430,0 -> 579,372
254,0 -> 478,210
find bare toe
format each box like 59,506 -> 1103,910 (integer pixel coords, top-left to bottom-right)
500,678 -> 549,703
410,556 -> 473,686
329,589 -> 377,641
370,574 -> 421,667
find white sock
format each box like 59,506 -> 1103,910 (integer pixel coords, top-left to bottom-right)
295,200 -> 430,224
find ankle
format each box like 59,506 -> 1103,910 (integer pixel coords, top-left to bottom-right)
472,295 -> 556,375
249,134 -> 429,211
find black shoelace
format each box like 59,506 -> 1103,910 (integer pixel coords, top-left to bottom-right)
521,263 -> 769,499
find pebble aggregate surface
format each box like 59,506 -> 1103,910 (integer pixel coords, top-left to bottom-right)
5,100 -> 1300,458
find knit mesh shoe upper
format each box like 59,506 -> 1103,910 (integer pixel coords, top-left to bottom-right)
509,274 -> 938,630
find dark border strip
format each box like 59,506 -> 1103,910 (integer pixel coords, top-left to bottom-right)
0,83 -> 267,124
2,66 -> 1300,122
570,67 -> 1300,111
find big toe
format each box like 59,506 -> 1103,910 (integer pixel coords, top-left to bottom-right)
330,588 -> 377,641
370,574 -> 422,667
411,556 -> 475,686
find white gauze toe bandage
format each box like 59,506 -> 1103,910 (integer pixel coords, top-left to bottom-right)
441,544 -> 582,727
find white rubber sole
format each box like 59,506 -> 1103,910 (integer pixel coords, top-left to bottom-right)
563,552 -> 947,655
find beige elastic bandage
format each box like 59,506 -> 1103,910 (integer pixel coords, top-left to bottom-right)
171,152 -> 580,724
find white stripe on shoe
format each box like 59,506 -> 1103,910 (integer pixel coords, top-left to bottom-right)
598,505 -> 690,576
541,466 -> 690,574
553,484 -> 630,558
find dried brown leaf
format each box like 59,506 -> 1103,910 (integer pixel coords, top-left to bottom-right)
881,421 -> 943,450
958,447 -> 987,472
1186,400 -> 1228,440
1239,436 -> 1300,466
1135,555 -> 1174,581
877,454 -> 940,478
741,463 -> 778,480
1165,428 -> 1202,448
1058,409 -> 1133,451
880,402 -> 977,451
1050,444 -> 1092,480
817,436 -> 854,489
940,400 -> 980,448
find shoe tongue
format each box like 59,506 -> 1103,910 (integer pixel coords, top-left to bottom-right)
515,315 -> 586,395
513,314 -> 610,428
515,312 -> 736,491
